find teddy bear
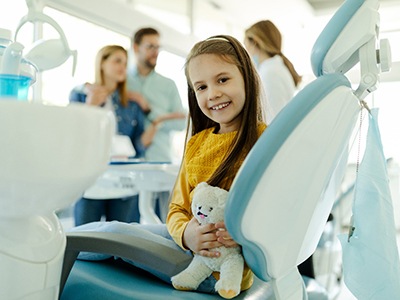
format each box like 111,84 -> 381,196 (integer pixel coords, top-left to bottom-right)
171,182 -> 244,299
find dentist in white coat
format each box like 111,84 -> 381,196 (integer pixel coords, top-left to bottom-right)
244,20 -> 302,124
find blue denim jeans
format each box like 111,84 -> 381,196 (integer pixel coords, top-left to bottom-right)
73,196 -> 140,226
69,221 -> 218,294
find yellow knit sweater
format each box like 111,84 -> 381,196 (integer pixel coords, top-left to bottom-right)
167,123 -> 267,291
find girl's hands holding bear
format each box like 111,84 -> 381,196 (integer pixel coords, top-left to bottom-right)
183,218 -> 239,258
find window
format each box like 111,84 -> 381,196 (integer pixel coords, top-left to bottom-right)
2,2 -> 187,108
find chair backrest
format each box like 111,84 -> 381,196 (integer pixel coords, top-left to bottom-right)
226,0 -> 387,298
226,73 -> 359,281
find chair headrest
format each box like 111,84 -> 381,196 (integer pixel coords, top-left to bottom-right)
311,0 -> 392,100
311,0 -> 377,77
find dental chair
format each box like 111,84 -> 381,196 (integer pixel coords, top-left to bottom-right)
59,0 -> 390,299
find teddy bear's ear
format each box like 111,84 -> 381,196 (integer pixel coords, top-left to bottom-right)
196,182 -> 209,190
217,190 -> 228,207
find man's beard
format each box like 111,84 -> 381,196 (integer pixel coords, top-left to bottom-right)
145,59 -> 156,70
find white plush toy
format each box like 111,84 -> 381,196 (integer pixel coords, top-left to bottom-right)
171,182 -> 244,299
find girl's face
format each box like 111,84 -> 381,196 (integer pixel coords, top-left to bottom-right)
102,50 -> 127,84
188,53 -> 245,133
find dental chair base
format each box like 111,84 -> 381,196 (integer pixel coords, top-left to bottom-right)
60,232 -> 328,300
0,100 -> 113,300
0,214 -> 64,300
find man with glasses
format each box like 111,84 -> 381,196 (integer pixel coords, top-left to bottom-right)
127,27 -> 186,221
128,27 -> 186,162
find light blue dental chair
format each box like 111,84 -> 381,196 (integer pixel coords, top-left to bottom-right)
59,0 -> 389,299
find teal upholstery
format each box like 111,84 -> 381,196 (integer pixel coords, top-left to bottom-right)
226,74 -> 352,282
61,260 -> 274,300
311,0 -> 365,76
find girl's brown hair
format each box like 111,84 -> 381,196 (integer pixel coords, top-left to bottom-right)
245,20 -> 302,87
184,35 -> 264,187
94,45 -> 129,107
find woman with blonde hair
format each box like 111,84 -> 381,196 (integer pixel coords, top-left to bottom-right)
69,45 -> 158,225
245,20 -> 302,123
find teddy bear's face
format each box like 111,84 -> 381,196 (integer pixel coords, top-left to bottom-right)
194,202 -> 216,225
191,182 -> 228,225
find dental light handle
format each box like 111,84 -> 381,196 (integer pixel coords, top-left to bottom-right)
14,10 -> 77,75
1,42 -> 24,75
15,11 -> 69,50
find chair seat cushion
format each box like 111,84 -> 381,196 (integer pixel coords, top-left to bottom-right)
61,259 -> 274,300
61,259 -> 329,300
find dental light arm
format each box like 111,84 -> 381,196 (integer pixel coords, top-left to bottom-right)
14,8 -> 78,75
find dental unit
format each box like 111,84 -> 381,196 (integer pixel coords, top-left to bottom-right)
0,5 -> 113,300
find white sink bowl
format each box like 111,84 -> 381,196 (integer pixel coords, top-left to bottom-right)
0,100 -> 113,218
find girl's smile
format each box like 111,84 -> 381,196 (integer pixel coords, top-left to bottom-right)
210,101 -> 231,111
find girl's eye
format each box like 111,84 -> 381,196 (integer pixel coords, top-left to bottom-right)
196,85 -> 206,91
218,77 -> 229,84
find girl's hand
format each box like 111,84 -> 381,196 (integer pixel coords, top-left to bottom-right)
183,218 -> 223,258
215,222 -> 239,248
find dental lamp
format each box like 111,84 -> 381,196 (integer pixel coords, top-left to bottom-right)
14,0 -> 77,75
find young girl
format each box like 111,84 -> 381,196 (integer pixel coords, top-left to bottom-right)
166,34 -> 266,293
70,35 -> 266,295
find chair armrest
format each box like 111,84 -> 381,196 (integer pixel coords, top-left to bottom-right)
59,231 -> 191,298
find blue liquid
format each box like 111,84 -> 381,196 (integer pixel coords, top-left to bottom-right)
0,74 -> 31,100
